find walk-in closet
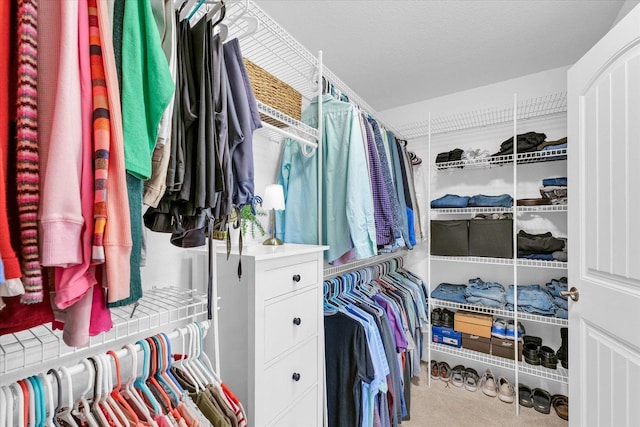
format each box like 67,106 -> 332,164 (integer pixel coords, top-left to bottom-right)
1,1 -> 639,426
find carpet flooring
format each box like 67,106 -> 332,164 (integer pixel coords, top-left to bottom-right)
402,362 -> 568,426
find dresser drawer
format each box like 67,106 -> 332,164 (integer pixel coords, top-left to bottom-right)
267,386 -> 319,427
264,288 -> 318,362
260,259 -> 318,300
258,338 -> 318,423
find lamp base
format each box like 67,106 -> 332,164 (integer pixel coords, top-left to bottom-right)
263,236 -> 284,246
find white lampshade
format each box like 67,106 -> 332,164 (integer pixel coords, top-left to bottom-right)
262,184 -> 285,210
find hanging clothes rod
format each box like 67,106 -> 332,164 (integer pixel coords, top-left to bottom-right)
260,120 -> 318,153
42,320 -> 211,380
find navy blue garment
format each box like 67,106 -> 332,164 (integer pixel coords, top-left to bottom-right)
542,177 -> 567,187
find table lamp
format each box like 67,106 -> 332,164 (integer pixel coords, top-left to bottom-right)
262,184 -> 285,245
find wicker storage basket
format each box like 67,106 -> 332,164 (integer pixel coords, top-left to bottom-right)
243,58 -> 302,127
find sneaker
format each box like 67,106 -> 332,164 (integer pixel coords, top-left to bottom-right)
438,361 -> 451,382
430,360 -> 439,379
431,308 -> 442,326
491,318 -> 507,338
480,368 -> 497,397
497,376 -> 515,403
441,308 -> 454,328
464,368 -> 479,392
451,365 -> 466,387
506,320 -> 525,340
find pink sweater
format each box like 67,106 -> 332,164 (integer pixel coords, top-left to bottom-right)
39,1 -> 84,267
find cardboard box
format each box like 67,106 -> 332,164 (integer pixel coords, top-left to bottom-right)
491,337 -> 523,361
454,311 -> 493,338
432,326 -> 461,348
462,333 -> 491,354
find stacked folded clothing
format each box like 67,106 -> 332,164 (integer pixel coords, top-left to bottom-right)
538,136 -> 567,151
517,230 -> 567,261
464,278 -> 506,308
431,193 -> 513,208
492,132 -> 547,156
506,278 -> 568,318
540,177 -> 567,205
431,277 -> 568,319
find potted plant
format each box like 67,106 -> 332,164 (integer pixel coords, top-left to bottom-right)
240,202 -> 267,242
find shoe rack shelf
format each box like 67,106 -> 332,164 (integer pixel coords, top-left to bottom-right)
432,343 -> 569,384
0,287 -> 207,381
431,204 -> 567,214
431,299 -> 568,327
433,148 -> 568,171
431,255 -> 568,269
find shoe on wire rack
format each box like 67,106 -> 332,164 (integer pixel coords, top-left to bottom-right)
491,318 -> 507,338
480,368 -> 498,397
506,320 -> 525,340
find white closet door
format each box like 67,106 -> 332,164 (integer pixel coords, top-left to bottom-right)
568,3 -> 640,426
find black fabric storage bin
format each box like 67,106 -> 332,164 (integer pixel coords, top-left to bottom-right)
468,219 -> 513,258
431,220 -> 469,256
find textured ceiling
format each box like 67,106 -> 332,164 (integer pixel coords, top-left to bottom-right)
257,0 -> 628,111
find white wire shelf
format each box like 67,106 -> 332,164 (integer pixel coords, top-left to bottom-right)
431,343 -> 515,370
431,207 -> 513,214
432,343 -> 569,384
434,149 -> 567,171
323,251 -> 405,279
0,287 -> 207,380
431,255 -> 515,266
516,204 -> 568,213
430,256 -> 567,269
431,205 -> 567,214
517,259 -> 568,269
430,299 -> 569,327
519,362 -> 569,384
395,92 -> 566,139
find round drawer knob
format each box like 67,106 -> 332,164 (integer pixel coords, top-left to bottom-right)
292,372 -> 301,382
293,317 -> 302,326
292,274 -> 301,282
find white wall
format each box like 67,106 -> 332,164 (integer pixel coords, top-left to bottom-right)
140,133 -> 283,291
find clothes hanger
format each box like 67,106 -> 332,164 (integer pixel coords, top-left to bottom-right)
175,326 -> 202,393
102,353 -> 131,427
35,375 -> 48,427
57,367 -> 79,427
133,340 -> 163,417
193,323 -> 222,385
24,378 -> 36,427
143,338 -> 179,419
185,324 -> 211,387
153,335 -> 185,401
88,357 -> 111,427
157,333 -> 187,399
106,350 -> 141,427
180,0 -> 204,21
122,344 -> 158,427
28,376 -> 45,427
0,386 -> 6,427
97,354 -> 126,427
44,369 -> 61,427
0,385 -> 15,427
74,360 -> 99,427
148,336 -> 180,405
12,381 -> 25,427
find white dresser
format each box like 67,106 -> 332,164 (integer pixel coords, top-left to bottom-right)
211,243 -> 327,427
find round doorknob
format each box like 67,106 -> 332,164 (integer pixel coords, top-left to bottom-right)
292,372 -> 301,381
560,286 -> 579,302
293,317 -> 302,326
292,274 -> 301,282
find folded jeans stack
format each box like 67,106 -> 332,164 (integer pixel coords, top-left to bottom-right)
467,194 -> 513,208
464,278 -> 506,308
546,277 -> 569,319
517,230 -> 567,261
431,194 -> 470,208
505,284 -> 556,316
431,283 -> 468,304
